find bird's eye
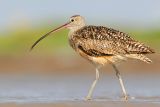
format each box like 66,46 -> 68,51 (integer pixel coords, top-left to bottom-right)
71,19 -> 74,22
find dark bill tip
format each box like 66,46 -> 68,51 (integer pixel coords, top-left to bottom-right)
30,22 -> 70,51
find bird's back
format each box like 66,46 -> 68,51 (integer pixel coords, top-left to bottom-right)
69,25 -> 155,64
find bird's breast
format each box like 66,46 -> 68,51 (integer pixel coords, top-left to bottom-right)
68,32 -> 77,51
68,37 -> 76,50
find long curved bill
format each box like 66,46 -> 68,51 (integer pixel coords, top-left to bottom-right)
30,22 -> 70,51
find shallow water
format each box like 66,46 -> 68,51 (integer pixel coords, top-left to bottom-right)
0,72 -> 160,104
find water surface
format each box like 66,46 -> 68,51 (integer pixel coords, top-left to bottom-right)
0,72 -> 160,104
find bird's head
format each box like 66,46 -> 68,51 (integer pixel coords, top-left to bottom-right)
67,15 -> 85,30
30,15 -> 85,51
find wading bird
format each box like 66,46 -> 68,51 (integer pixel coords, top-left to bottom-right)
30,15 -> 155,101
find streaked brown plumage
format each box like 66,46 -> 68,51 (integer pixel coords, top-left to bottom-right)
69,25 -> 154,65
30,15 -> 155,101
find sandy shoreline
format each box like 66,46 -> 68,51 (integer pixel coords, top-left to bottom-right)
0,101 -> 160,107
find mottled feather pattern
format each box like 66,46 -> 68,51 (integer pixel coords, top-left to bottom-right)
125,54 -> 152,64
71,25 -> 155,56
125,41 -> 154,54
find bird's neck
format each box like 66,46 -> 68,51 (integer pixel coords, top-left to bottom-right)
68,25 -> 85,37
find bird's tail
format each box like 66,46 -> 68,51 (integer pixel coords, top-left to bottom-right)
125,54 -> 152,64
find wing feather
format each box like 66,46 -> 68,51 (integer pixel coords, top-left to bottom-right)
72,26 -> 154,57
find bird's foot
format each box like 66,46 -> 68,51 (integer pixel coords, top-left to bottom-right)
121,95 -> 129,101
124,95 -> 128,101
85,96 -> 92,101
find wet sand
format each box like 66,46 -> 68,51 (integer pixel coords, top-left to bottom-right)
0,101 -> 160,107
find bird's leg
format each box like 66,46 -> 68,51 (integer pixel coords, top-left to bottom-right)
111,63 -> 128,101
85,67 -> 100,100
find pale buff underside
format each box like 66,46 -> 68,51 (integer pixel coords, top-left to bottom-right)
78,49 -> 151,66
78,49 -> 126,66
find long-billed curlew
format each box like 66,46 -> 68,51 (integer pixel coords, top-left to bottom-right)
30,15 -> 155,101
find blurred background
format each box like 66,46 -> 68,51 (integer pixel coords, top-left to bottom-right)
0,0 -> 160,103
